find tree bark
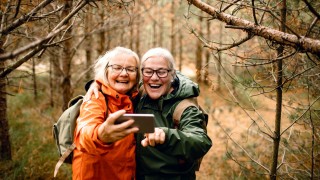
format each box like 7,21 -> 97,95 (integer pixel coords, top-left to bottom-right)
170,0 -> 175,57
178,31 -> 183,72
195,15 -> 203,82
204,18 -> 210,85
61,1 -> 73,110
186,0 -> 320,55
32,59 -> 38,101
270,1 -> 286,179
0,39 -> 11,160
0,63 -> 11,161
85,9 -> 92,81
99,6 -> 105,55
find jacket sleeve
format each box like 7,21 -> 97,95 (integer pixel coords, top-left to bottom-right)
74,93 -> 113,155
159,106 -> 212,161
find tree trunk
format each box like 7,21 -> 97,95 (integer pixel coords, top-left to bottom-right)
61,1 -> 73,110
153,21 -> 157,47
85,9 -> 92,81
170,0 -> 175,57
195,15 -> 203,82
32,59 -> 38,101
159,18 -> 163,47
178,31 -> 183,72
0,39 -> 11,160
49,59 -> 54,107
136,10 -> 141,56
204,17 -> 211,85
216,23 -> 222,90
99,7 -> 105,55
130,19 -> 134,50
270,0 -> 286,179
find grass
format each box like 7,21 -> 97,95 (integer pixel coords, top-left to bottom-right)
3,90 -> 72,179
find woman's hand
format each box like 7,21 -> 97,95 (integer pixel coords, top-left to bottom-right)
84,81 -> 101,102
98,110 -> 139,143
141,128 -> 165,147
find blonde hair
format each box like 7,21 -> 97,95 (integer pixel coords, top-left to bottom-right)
94,46 -> 141,91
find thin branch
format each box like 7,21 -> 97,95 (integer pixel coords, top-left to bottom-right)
0,0 -> 54,37
215,116 -> 270,173
280,95 -> 320,136
251,0 -> 258,25
221,0 -> 241,12
0,25 -> 66,61
239,50 -> 298,67
305,17 -> 319,37
38,0 -> 88,57
0,25 -> 67,78
186,0 -> 320,55
302,0 -> 320,19
211,52 -> 274,137
186,21 -> 253,51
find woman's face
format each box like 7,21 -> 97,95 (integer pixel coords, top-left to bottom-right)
142,56 -> 173,100
107,54 -> 138,94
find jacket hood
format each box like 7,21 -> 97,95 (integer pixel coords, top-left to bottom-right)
165,71 -> 200,100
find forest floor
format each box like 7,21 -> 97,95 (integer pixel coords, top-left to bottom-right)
194,83 -> 293,179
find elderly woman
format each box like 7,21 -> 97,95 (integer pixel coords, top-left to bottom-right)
87,47 -> 212,180
72,47 -> 141,180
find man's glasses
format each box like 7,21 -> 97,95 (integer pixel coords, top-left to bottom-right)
141,68 -> 171,78
108,64 -> 138,74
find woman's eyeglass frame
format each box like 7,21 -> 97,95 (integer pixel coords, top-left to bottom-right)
141,68 -> 172,78
107,64 -> 138,75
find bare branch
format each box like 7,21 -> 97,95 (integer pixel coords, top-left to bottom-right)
0,25 -> 67,78
280,95 -> 320,136
215,116 -> 270,173
302,0 -> 320,19
0,0 -> 54,37
221,0 -> 241,12
38,0 -> 89,57
186,0 -> 320,55
0,25 -> 66,61
305,17 -> 319,37
186,21 -> 253,51
251,0 -> 258,25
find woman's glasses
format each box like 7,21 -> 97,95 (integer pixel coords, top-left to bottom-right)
141,68 -> 171,78
108,64 -> 138,74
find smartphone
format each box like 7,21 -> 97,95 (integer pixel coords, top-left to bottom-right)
115,114 -> 155,133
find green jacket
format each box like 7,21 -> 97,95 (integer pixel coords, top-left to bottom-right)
135,72 -> 212,179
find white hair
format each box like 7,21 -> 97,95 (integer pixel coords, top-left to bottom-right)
94,46 -> 141,90
141,47 -> 176,77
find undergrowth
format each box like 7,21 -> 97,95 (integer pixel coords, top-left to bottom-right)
4,91 -> 72,179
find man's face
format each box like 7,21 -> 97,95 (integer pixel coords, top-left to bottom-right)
142,56 -> 173,100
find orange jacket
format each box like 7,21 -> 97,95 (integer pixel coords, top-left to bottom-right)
72,82 -> 137,180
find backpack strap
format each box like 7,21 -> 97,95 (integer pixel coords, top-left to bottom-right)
53,93 -> 109,178
172,97 -> 198,128
54,143 -> 76,177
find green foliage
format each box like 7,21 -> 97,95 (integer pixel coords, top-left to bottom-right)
5,91 -> 72,179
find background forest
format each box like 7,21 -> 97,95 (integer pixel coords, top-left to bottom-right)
1,0 -> 319,179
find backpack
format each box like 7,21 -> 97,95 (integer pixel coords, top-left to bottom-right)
172,97 -> 208,171
53,93 -> 109,177
52,95 -> 83,177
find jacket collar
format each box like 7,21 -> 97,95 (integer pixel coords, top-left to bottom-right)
98,81 -> 137,113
